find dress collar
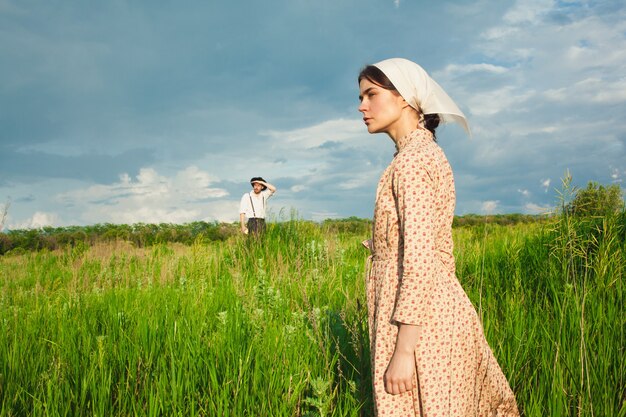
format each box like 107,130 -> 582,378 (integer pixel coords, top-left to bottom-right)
394,128 -> 432,154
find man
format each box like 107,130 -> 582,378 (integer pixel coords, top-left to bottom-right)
239,177 -> 276,236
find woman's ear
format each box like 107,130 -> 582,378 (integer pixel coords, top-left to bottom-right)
400,97 -> 412,109
404,105 -> 422,125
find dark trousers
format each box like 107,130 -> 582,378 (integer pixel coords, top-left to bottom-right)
247,218 -> 266,236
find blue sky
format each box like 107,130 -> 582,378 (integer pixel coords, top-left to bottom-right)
1,0 -> 625,229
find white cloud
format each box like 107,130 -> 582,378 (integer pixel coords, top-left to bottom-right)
54,166 -> 230,225
544,78 -> 626,104
261,118 -> 363,149
258,117 -> 386,197
502,0 -> 553,25
290,185 -> 308,193
610,167 -> 623,183
591,79 -> 626,104
107,207 -> 199,225
525,202 -> 552,214
58,167 -> 227,204
311,211 -> 339,222
440,63 -> 509,76
479,5 -> 626,73
338,177 -> 369,190
481,200 -> 499,214
9,211 -> 59,229
447,1 -> 626,215
481,26 -> 521,41
465,86 -> 535,116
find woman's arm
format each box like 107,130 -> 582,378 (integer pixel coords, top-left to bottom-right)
385,151 -> 438,395
384,323 -> 420,395
391,154 -> 438,326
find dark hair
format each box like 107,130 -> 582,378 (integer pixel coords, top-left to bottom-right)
358,65 -> 440,140
250,177 -> 267,190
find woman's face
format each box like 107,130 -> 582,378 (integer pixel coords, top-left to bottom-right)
358,78 -> 406,135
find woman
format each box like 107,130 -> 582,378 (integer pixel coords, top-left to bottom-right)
358,58 -> 519,416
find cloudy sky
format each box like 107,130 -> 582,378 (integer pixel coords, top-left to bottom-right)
1,0 -> 625,229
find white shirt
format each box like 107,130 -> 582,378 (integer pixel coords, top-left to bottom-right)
239,189 -> 274,219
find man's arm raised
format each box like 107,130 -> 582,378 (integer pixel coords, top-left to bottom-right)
257,180 -> 276,194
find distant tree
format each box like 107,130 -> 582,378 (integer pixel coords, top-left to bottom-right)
567,182 -> 624,217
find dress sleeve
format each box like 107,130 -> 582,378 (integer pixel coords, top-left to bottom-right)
391,153 -> 438,326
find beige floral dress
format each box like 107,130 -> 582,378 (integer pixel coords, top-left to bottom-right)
367,129 -> 519,416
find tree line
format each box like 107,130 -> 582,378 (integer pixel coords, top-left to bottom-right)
0,221 -> 237,255
0,214 -> 548,255
1,181 -> 623,255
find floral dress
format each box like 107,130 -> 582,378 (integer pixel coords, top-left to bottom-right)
367,129 -> 519,416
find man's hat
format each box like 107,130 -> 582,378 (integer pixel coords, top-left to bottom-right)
250,177 -> 267,190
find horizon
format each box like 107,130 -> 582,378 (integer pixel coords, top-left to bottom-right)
1,210 -> 557,233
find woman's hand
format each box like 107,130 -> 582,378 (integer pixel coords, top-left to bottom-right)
384,323 -> 420,395
384,350 -> 416,395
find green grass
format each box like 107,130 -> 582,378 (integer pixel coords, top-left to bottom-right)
0,215 -> 624,416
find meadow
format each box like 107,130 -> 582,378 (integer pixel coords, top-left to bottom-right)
0,211 -> 624,416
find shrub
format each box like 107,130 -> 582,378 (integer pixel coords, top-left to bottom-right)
566,181 -> 624,217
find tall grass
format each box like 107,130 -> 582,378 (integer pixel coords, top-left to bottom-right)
0,223 -> 370,416
0,211 -> 624,416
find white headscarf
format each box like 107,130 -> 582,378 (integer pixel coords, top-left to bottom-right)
373,58 -> 470,136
